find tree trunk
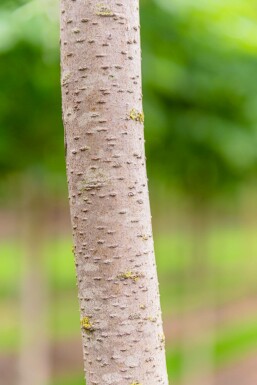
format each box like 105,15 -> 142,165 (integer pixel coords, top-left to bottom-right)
60,1 -> 168,385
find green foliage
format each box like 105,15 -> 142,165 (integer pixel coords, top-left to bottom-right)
1,0 -> 257,201
0,44 -> 63,174
141,0 -> 257,200
0,0 -> 61,176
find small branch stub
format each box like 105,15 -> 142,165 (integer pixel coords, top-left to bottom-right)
159,333 -> 165,344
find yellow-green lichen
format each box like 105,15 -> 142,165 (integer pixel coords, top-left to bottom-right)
81,316 -> 94,332
129,108 -> 144,123
117,271 -> 141,282
159,333 -> 165,344
96,4 -> 114,16
131,382 -> 142,385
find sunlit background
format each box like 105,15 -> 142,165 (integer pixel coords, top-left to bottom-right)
1,0 -> 257,384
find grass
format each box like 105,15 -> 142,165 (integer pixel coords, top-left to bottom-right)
52,374 -> 84,385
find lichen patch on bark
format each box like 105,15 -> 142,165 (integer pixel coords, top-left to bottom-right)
96,4 -> 114,17
117,271 -> 142,282
81,316 -> 95,332
129,108 -> 144,123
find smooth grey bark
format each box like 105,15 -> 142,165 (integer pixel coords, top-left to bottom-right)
61,1 -> 168,384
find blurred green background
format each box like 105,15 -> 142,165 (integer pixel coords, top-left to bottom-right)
1,0 -> 257,384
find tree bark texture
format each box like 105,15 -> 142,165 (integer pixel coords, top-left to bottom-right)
60,1 -> 169,385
